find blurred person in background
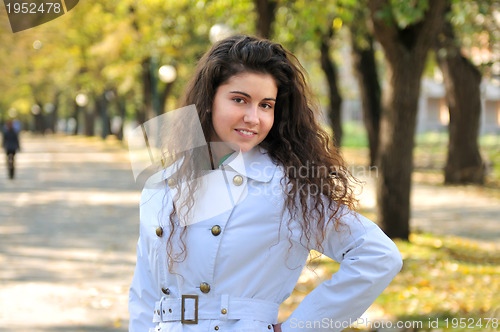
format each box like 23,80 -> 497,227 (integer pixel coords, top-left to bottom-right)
2,120 -> 20,179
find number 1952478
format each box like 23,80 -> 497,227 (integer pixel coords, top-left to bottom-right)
443,318 -> 499,329
5,2 -> 62,14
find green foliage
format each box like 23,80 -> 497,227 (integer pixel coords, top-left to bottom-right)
0,0 -> 261,123
389,0 -> 429,28
0,0 -> 498,125
373,0 -> 431,29
448,0 -> 500,76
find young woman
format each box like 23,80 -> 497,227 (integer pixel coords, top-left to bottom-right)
129,35 -> 402,332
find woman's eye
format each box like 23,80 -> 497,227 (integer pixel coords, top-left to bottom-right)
261,103 -> 273,109
233,97 -> 245,104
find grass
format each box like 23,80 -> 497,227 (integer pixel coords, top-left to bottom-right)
341,121 -> 369,148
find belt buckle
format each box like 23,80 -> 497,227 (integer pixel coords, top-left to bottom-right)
181,294 -> 198,325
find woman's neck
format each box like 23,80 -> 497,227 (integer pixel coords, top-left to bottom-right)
209,142 -> 236,168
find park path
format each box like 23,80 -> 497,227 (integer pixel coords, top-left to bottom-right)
0,134 -> 499,331
357,170 -> 500,245
0,134 -> 140,331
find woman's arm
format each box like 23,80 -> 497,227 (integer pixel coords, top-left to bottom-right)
280,211 -> 402,332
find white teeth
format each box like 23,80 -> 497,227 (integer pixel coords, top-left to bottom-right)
237,129 -> 254,135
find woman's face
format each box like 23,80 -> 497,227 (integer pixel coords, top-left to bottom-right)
211,72 -> 277,152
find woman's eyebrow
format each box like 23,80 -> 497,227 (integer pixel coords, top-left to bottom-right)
230,90 -> 251,98
229,90 -> 276,102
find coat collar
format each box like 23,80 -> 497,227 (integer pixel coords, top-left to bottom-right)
144,146 -> 277,188
222,146 -> 277,183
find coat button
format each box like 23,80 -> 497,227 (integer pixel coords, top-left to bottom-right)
268,325 -> 272,329
214,326 -> 219,331
200,282 -> 211,293
167,178 -> 176,188
232,175 -> 243,186
156,227 -> 163,237
221,308 -> 227,314
161,287 -> 170,295
211,225 -> 221,236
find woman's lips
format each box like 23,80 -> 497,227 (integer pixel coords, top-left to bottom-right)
235,129 -> 257,137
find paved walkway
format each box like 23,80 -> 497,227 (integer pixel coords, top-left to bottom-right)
0,134 -> 499,331
0,134 -> 140,331
358,176 -> 500,245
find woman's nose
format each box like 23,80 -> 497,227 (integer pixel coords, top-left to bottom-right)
243,104 -> 259,125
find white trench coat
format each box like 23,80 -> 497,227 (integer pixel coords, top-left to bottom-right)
129,147 -> 403,332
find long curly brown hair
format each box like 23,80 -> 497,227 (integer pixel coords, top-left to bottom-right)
163,35 -> 359,269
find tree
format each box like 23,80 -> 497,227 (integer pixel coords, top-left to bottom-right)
348,5 -> 382,167
254,0 -> 278,39
434,0 -> 500,184
320,24 -> 343,146
273,0 -> 349,146
435,8 -> 485,184
368,0 -> 447,239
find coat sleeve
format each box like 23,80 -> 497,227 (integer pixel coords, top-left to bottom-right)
129,230 -> 157,332
129,189 -> 160,332
281,210 -> 403,332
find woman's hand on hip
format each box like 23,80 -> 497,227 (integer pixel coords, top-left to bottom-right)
273,323 -> 282,332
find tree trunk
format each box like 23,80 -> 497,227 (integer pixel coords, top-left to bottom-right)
350,30 -> 381,166
139,57 -> 153,124
97,93 -> 109,139
30,88 -> 45,134
376,61 -> 422,240
435,21 -> 485,184
116,96 -> 126,141
33,107 -> 45,134
160,81 -> 175,114
72,102 -> 80,135
368,0 -> 447,239
47,91 -> 61,133
254,0 -> 278,39
85,98 -> 96,136
50,101 -> 58,134
320,28 -> 343,147
0,102 -> 5,124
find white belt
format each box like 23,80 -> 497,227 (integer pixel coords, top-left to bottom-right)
153,294 -> 279,324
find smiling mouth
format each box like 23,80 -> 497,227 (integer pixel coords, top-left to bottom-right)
235,129 -> 257,136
